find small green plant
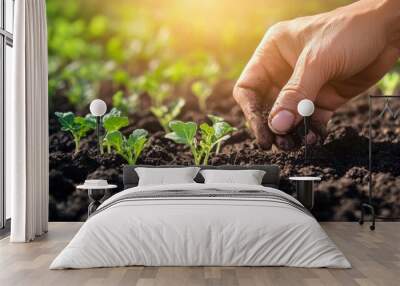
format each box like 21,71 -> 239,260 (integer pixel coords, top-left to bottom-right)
207,114 -> 226,154
55,112 -> 96,155
102,108 -> 129,153
191,80 -> 212,112
150,98 -> 185,132
104,129 -> 148,165
165,118 -> 236,165
378,72 -> 400,95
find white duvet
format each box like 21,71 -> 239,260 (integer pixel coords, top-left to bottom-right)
50,183 -> 351,269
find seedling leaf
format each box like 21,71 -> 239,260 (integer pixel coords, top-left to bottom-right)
208,114 -> 224,124
103,108 -> 129,132
167,120 -> 197,145
104,130 -> 124,152
214,121 -> 236,139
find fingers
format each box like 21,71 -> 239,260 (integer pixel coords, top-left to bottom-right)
234,24 -> 293,149
234,86 -> 273,149
268,46 -> 328,135
306,107 -> 331,144
310,108 -> 331,136
273,106 -> 331,150
233,37 -> 275,148
268,104 -> 331,150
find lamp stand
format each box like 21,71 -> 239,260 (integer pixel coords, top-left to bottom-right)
359,95 -> 400,230
96,116 -> 103,155
304,116 -> 309,163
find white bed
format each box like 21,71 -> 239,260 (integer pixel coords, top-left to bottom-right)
50,183 -> 351,269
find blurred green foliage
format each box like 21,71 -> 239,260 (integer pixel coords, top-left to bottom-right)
112,91 -> 138,115
49,0 -> 377,113
378,60 -> 400,95
151,98 -> 186,132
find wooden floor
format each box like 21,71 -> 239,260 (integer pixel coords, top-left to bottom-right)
0,222 -> 399,286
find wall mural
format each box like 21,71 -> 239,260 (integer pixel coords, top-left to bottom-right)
48,0 -> 400,222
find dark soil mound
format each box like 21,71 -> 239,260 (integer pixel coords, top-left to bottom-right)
49,84 -> 400,221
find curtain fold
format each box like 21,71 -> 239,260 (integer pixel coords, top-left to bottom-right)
9,0 -> 49,242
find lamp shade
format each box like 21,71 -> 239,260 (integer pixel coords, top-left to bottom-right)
90,99 -> 107,116
297,99 -> 315,117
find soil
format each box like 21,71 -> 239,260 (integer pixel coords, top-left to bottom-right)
49,81 -> 400,221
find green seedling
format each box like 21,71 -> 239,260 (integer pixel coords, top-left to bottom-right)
207,114 -> 226,154
378,72 -> 400,95
165,121 -> 200,164
55,112 -> 96,155
151,98 -> 185,132
165,118 -> 236,165
191,80 -> 212,112
102,108 -> 129,153
104,129 -> 148,165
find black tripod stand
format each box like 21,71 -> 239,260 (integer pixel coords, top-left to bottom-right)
359,95 -> 400,230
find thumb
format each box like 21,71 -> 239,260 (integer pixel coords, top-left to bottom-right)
268,48 -> 327,134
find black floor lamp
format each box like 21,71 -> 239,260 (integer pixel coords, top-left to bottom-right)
89,99 -> 107,154
359,95 -> 400,230
297,99 -> 315,163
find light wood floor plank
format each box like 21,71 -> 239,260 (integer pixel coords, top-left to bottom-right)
0,222 -> 399,286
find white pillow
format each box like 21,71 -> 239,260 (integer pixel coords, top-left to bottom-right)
200,169 -> 266,185
135,167 -> 200,186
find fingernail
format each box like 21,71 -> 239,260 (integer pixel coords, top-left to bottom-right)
270,110 -> 295,133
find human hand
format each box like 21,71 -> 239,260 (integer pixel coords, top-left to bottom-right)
234,0 -> 400,149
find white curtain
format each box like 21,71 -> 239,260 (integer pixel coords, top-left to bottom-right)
9,0 -> 49,242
